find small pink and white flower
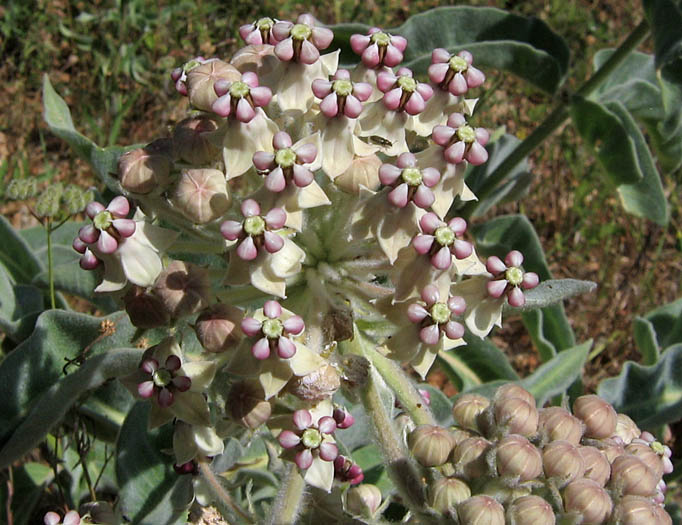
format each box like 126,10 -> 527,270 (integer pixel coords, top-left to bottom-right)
432,112 -> 489,165
239,17 -> 280,46
211,72 -> 272,122
350,27 -> 407,68
379,152 -> 440,209
170,56 -> 216,96
137,354 -> 192,408
428,49 -> 485,96
44,511 -> 81,525
278,408 -> 341,469
312,69 -> 372,118
240,300 -> 305,360
485,250 -> 540,307
272,14 -> 334,65
376,67 -> 433,115
221,199 -> 287,261
334,455 -> 364,485
73,196 -> 136,269
253,131 -> 318,192
412,212 -> 473,270
406,284 -> 466,345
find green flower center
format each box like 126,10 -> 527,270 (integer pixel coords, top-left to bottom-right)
397,75 -> 417,93
651,442 -> 665,455
370,31 -> 391,47
401,167 -> 422,186
301,428 -> 322,448
230,81 -> 250,98
456,125 -> 476,143
93,210 -> 113,231
430,302 -> 451,325
449,55 -> 468,72
184,59 -> 202,72
291,23 -> 312,41
434,226 -> 455,246
244,216 -> 266,236
505,267 -> 524,286
256,17 -> 274,30
152,368 -> 172,388
275,148 -> 297,168
262,318 -> 284,339
332,79 -> 353,97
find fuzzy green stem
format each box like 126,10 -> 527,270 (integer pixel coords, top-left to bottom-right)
198,460 -> 254,523
46,218 -> 56,309
340,330 -> 428,514
461,20 -> 650,219
269,464 -> 306,525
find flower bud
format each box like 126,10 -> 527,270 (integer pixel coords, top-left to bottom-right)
452,393 -> 489,432
599,437 -> 626,463
495,434 -> 542,481
408,425 -> 454,467
345,484 -> 382,518
610,455 -> 658,496
173,168 -> 230,224
494,396 -> 538,437
538,407 -> 584,445
186,60 -> 241,112
507,495 -> 555,525
195,303 -> 243,352
572,395 -> 617,439
6,178 -> 38,200
230,44 -> 279,75
578,446 -> 611,486
615,496 -> 672,525
614,413 -> 641,445
542,440 -> 585,484
35,183 -> 63,217
228,380 -> 271,429
625,443 -> 664,479
429,477 -> 471,514
457,495 -> 505,525
118,139 -> 173,194
287,363 -> 341,401
494,383 -> 535,406
123,286 -> 170,328
452,437 -> 492,479
563,478 -> 613,525
62,185 -> 91,215
172,117 -> 221,165
153,260 -> 210,319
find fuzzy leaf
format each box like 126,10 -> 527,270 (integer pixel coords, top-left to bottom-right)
505,279 -> 597,312
0,263 -> 44,342
643,297 -> 682,350
643,0 -> 682,84
0,216 -> 43,284
598,343 -> 682,429
331,6 -> 570,93
633,317 -> 660,366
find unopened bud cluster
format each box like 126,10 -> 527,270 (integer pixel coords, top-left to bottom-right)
407,385 -> 673,524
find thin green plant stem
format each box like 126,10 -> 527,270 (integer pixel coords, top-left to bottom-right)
461,20 -> 650,219
197,459 -> 254,523
46,218 -> 56,309
269,464 -> 307,525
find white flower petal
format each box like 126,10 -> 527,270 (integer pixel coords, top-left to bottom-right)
171,391 -> 211,427
224,109 -> 277,180
320,116 -> 356,179
258,358 -> 292,399
431,162 -> 468,218
288,341 -> 326,376
411,347 -> 439,380
118,236 -> 163,287
182,361 -> 217,392
193,425 -> 225,457
304,456 -> 335,492
173,422 -> 198,464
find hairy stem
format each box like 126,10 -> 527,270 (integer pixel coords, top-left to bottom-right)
197,460 -> 254,523
269,464 -> 306,525
461,19 -> 650,218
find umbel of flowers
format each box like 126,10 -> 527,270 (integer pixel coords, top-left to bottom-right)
65,11 -> 673,523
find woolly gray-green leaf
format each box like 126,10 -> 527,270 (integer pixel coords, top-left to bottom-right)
505,279 -> 597,312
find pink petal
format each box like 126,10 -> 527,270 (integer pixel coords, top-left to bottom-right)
86,201 -> 105,219
214,79 -> 231,97
319,442 -> 339,461
277,336 -> 296,358
448,217 -> 467,235
78,224 -> 99,244
416,83 -> 433,101
272,21 -> 293,41
263,231 -> 284,253
428,63 -> 449,85
113,218 -> 136,238
376,72 -> 397,93
404,92 -> 426,115
283,315 -> 305,335
221,220 -> 243,241
486,256 -> 507,274
72,237 -> 87,254
350,34 -> 371,54
505,250 -> 524,268
265,168 -> 287,192
312,79 -> 333,99
245,30 -> 263,46
293,409 -> 313,430
343,95 -> 363,118
279,430 -> 301,449
387,183 -> 409,208
507,287 -> 526,307
158,388 -> 174,407
320,93 -> 339,117
378,163 -> 402,185
107,196 -> 130,217
250,86 -> 272,107
466,66 -> 486,88
295,449 -> 313,469
447,113 -> 466,128
397,67 -> 413,77
421,167 -> 440,187
44,512 -> 61,525
97,230 -> 118,254
242,71 -> 259,87
396,152 -> 416,168
453,239 -> 473,259
237,237 -> 258,260
79,249 -> 99,270
384,44 -> 404,67
299,40 -> 320,65
391,35 -> 407,52
431,125 -> 456,146
236,98 -> 256,123
165,355 -> 181,371
413,185 -> 435,208
241,199 -> 261,217
311,27 -> 333,49
412,234 -> 434,255
522,272 -> 540,290
318,416 -> 337,434
352,82 -> 373,101
361,44 -> 381,68
175,79 -> 187,96
274,131 -> 293,149
295,142 -> 317,164
432,48 -> 451,63
420,324 -> 441,345
138,381 -> 155,398
421,284 -> 440,305
475,127 -> 490,146
274,38 -> 295,62
448,295 -> 466,315
444,141 -> 466,164
239,24 -> 256,42
383,87 -> 402,110
420,212 -> 443,234
263,300 -> 282,319
253,151 -> 276,171
448,73 -> 468,96
211,94 -> 232,117
431,246 -> 452,270
407,303 -> 429,323
466,141 -> 489,165
444,321 -> 464,340
458,50 -> 473,64
173,376 -> 192,392
487,279 -> 508,298
252,337 -> 271,360
63,511 -> 81,525
293,165 -> 314,187
241,316 -> 263,337
264,207 -> 287,229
